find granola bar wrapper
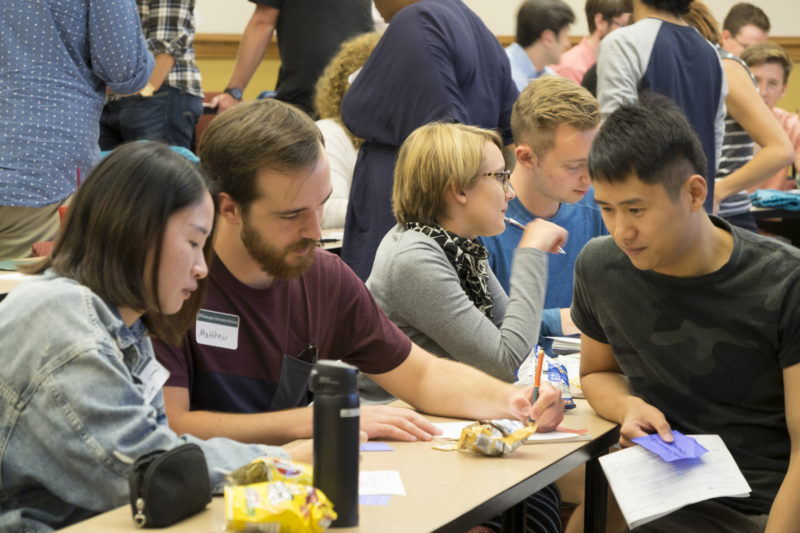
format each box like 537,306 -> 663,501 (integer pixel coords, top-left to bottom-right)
227,457 -> 313,487
224,481 -> 336,533
458,420 -> 538,457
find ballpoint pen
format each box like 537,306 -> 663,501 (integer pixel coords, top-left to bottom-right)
504,217 -> 566,254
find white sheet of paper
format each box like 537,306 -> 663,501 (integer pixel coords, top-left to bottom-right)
433,421 -> 590,443
359,470 -> 406,496
598,434 -> 751,529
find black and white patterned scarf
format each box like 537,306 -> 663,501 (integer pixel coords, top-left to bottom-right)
405,222 -> 493,319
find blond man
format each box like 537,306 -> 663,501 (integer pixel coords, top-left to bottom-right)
482,76 -> 604,343
742,42 -> 800,191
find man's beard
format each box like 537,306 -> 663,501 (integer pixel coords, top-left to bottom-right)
241,218 -> 316,280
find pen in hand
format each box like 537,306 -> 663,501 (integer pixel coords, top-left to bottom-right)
505,217 -> 566,254
528,346 -> 545,425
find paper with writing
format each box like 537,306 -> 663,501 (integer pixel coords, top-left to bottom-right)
599,434 -> 751,529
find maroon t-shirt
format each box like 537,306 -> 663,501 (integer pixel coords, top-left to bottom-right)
153,249 -> 411,413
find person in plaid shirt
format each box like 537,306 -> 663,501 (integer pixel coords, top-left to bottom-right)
99,0 -> 203,150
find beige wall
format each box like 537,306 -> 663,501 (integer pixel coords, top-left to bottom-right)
195,0 -> 800,36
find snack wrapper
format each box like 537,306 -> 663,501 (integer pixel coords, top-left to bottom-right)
227,457 -> 313,487
458,420 -> 538,457
224,481 -> 336,533
516,349 -> 576,410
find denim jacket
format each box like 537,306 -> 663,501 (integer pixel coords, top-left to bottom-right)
0,272 -> 287,532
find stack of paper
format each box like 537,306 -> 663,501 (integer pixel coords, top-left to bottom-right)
598,434 -> 750,529
547,336 -> 581,354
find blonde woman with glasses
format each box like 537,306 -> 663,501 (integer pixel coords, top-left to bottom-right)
362,122 -> 567,403
362,121 -> 568,533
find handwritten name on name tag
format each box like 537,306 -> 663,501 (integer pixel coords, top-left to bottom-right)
196,309 -> 239,350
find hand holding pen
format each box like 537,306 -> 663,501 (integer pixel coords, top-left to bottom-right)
506,217 -> 567,255
528,346 -> 545,426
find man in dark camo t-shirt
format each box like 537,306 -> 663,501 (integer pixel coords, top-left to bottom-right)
572,94 -> 800,532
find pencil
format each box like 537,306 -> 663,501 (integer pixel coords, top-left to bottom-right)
504,217 -> 566,254
529,346 -> 545,424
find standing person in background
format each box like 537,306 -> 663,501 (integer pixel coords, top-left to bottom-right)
99,0 -> 204,151
506,0 -> 576,92
314,32 -> 381,229
595,0 -> 726,214
553,0 -> 632,84
211,0 -> 373,116
0,0 -> 153,259
743,42 -> 800,191
720,3 -> 770,59
683,1 -> 792,231
340,0 -> 519,281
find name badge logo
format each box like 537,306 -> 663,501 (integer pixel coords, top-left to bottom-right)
196,309 -> 239,350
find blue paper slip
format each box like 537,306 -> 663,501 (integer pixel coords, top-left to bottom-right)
632,430 -> 709,462
360,442 -> 393,452
359,494 -> 391,505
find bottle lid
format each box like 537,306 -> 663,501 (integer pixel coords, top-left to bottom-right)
310,360 -> 359,394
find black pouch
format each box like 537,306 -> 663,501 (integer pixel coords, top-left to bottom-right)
128,443 -> 211,528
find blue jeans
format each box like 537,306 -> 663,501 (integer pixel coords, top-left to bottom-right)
99,86 -> 202,150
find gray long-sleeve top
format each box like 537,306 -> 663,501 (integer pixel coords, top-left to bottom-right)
361,225 -> 547,402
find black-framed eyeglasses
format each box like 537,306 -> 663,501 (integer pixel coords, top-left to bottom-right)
481,170 -> 512,192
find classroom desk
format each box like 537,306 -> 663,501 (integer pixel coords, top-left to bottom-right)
751,205 -> 800,246
60,400 -> 619,533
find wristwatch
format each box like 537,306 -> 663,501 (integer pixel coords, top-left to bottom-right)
223,87 -> 243,101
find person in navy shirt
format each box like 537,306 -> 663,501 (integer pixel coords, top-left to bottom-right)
340,0 -> 519,281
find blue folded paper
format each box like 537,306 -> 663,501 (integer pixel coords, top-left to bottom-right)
632,431 -> 709,462
749,189 -> 800,210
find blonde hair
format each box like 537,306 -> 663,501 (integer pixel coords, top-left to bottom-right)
393,123 -> 503,225
313,32 -> 381,149
742,42 -> 794,84
511,76 -> 600,157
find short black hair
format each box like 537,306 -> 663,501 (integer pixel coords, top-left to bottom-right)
588,93 -> 707,200
640,0 -> 692,16
516,0 -> 575,48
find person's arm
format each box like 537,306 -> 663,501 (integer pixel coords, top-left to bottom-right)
162,385 -> 440,445
212,4 -> 279,112
368,343 -> 564,431
89,0 -> 154,95
317,120 -> 355,229
40,350 -> 284,512
580,333 -> 673,446
383,224 -> 563,382
714,59 -> 794,209
764,363 -> 800,532
596,28 -> 644,117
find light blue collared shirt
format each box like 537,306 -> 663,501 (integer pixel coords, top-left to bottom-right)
505,42 -> 557,91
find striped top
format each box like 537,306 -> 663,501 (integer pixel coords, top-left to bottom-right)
716,47 -> 756,218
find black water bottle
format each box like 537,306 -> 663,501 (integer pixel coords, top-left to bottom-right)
310,360 -> 360,527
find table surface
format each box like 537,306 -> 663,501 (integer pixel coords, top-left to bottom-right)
60,400 -> 618,533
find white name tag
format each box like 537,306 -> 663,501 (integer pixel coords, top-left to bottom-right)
138,359 -> 170,405
195,309 -> 239,350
